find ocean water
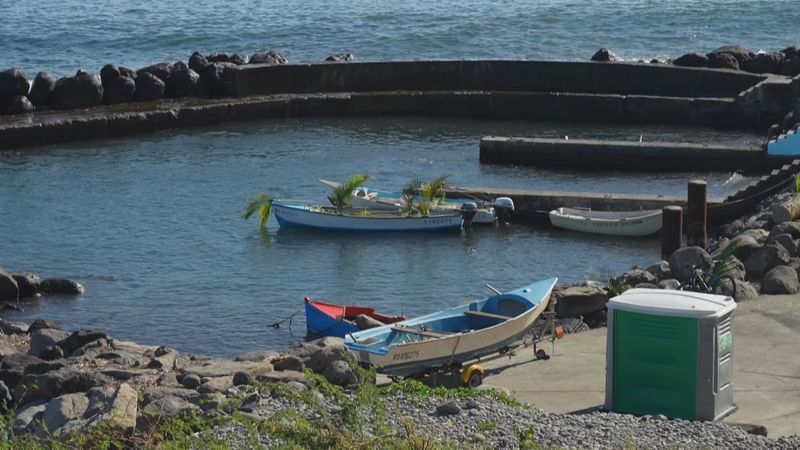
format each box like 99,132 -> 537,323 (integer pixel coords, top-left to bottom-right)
1,0 -> 799,77
0,1 -> 787,356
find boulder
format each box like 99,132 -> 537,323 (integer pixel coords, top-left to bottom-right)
40,346 -> 65,361
325,53 -> 355,62
723,256 -> 747,281
180,360 -> 271,379
142,386 -> 201,405
708,45 -> 751,66
552,285 -> 608,318
207,53 -> 231,63
5,95 -> 34,114
307,342 -> 348,373
619,269 -> 658,286
197,376 -> 233,394
761,265 -> 799,294
436,400 -> 461,415
137,62 -> 173,84
323,360 -> 357,386
30,328 -> 71,359
745,244 -> 791,279
197,62 -> 236,97
180,373 -> 201,389
0,267 -> 19,302
646,261 -> 672,281
590,48 -> 620,62
780,57 -> 800,77
11,272 -> 40,299
142,394 -> 198,420
50,71 -> 104,110
230,53 -> 248,65
728,234 -> 761,261
273,355 -> 304,372
99,64 -> 136,85
234,349 -> 278,362
89,383 -> 137,431
773,221 -> 800,239
39,278 -> 84,296
734,279 -> 759,302
743,52 -> 785,74
781,45 -> 800,60
658,278 -> 681,290
57,330 -> 107,357
354,314 -> 384,330
165,62 -> 202,98
232,371 -> 254,386
0,318 -> 28,335
134,72 -> 165,101
28,319 -> 61,332
188,51 -> 211,75
708,52 -> 740,70
248,51 -> 287,65
13,398 -> 48,434
0,68 -> 29,98
769,233 -> 797,256
28,72 -> 56,107
102,76 -> 136,104
38,393 -> 89,436
669,246 -> 713,283
673,52 -> 708,68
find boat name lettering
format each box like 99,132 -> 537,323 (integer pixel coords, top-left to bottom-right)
423,218 -> 452,225
393,351 -> 420,361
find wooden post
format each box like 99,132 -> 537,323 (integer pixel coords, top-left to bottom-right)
662,205 -> 683,259
686,180 -> 707,248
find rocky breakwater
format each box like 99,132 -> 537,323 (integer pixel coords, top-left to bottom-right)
0,267 -> 85,311
1,319 -> 798,448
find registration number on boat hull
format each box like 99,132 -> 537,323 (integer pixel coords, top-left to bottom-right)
393,351 -> 420,361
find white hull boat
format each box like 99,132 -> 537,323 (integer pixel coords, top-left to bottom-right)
549,207 -> 662,236
272,202 -> 465,232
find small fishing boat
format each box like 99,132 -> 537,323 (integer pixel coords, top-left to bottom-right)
344,277 -> 558,377
318,179 -> 506,224
304,297 -> 405,337
272,201 -> 471,232
548,207 -> 662,236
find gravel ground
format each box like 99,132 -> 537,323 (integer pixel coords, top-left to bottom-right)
203,389 -> 800,449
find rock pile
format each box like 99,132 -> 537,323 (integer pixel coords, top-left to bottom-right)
0,268 -> 84,304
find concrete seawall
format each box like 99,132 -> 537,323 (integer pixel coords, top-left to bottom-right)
479,136 -> 793,172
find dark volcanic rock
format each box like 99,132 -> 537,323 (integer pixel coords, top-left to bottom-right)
743,52 -> 785,74
761,265 -> 799,294
248,51 -> 287,65
28,72 -> 56,107
56,330 -> 107,357
4,95 -> 33,114
165,62 -> 202,98
198,62 -> 236,97
230,53 -> 248,65
28,320 -> 61,333
745,244 -> 791,279
102,76 -> 136,104
133,72 -> 165,101
779,58 -> 800,77
673,52 -> 709,68
708,45 -> 751,66
137,62 -> 174,85
188,52 -> 210,75
669,246 -> 713,283
708,52 -> 740,70
39,278 -> 84,296
323,360 -> 357,386
0,68 -> 29,98
325,53 -> 355,62
0,267 -> 19,302
552,285 -> 608,318
781,45 -> 800,60
50,71 -> 103,110
11,272 -> 40,299
207,53 -> 231,63
590,48 -> 620,62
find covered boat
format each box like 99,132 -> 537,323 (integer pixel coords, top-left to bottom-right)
344,277 -> 558,377
272,201 -> 469,232
304,297 -> 405,337
548,207 -> 662,236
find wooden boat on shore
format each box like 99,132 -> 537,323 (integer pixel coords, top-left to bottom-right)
272,201 -> 468,232
304,297 -> 405,337
548,207 -> 662,236
344,277 -> 558,377
318,179 -> 500,224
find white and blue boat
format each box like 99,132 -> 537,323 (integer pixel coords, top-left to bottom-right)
272,201 -> 467,232
344,277 -> 558,377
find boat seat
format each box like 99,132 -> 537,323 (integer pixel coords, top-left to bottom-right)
464,310 -> 512,321
392,325 -> 451,338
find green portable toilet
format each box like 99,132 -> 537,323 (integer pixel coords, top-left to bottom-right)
604,288 -> 737,420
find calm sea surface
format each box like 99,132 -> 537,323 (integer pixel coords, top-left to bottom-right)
1,0 -> 792,355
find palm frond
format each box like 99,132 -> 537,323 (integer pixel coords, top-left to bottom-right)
712,240 -> 739,276
420,175 -> 450,206
330,173 -> 371,213
401,178 -> 422,216
243,193 -> 274,229
794,173 -> 800,196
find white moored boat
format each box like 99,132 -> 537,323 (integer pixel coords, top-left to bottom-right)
272,201 -> 467,232
548,207 -> 663,236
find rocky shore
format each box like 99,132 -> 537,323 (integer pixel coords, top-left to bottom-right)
1,316 -> 798,449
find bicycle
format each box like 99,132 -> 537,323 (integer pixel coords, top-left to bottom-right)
679,264 -> 737,298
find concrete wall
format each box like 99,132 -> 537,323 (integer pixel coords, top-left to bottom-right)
229,61 -> 766,99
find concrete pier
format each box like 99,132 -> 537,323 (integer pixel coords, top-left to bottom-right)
479,136 -> 792,172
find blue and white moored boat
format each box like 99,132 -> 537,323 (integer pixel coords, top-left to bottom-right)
272,201 -> 469,232
344,277 -> 558,377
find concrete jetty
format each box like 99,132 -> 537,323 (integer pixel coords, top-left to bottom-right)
479,136 -> 791,172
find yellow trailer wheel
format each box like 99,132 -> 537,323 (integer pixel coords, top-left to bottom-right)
461,364 -> 484,388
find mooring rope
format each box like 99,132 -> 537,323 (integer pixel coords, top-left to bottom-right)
270,306 -> 304,329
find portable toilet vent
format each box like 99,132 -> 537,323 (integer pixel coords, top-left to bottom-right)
604,288 -> 737,421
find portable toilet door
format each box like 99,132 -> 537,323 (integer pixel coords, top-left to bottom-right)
604,288 -> 737,421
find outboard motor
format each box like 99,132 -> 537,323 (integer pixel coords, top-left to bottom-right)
460,202 -> 478,228
494,197 -> 515,223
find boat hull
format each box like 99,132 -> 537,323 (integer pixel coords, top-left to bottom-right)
549,208 -> 662,236
273,203 -> 463,232
345,278 -> 557,377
